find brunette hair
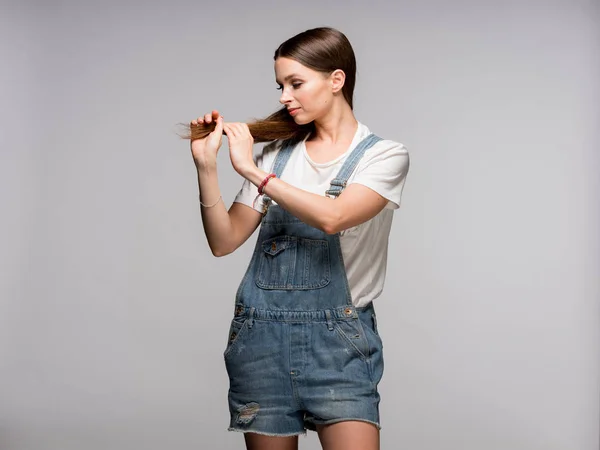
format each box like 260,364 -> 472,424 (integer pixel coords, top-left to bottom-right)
180,27 -> 357,145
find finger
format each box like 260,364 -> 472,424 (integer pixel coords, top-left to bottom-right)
192,117 -> 204,126
212,110 -> 220,121
204,112 -> 212,124
222,123 -> 232,138
214,115 -> 224,134
240,123 -> 251,136
234,123 -> 247,136
208,117 -> 222,140
223,123 -> 237,139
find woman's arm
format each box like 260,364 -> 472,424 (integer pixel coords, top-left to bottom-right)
191,112 -> 262,257
223,122 -> 393,234
245,167 -> 389,234
196,162 -> 262,256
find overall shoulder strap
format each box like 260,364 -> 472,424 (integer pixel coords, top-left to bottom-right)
325,133 -> 383,198
261,139 -> 295,209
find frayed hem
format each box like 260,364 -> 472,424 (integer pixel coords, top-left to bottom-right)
227,427 -> 307,437
304,418 -> 382,431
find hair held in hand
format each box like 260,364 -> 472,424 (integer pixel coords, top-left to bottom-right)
179,107 -> 315,145
179,27 -> 356,146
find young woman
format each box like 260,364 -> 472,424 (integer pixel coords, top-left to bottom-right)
187,27 -> 409,450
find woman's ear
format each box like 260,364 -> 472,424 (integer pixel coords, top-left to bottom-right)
330,69 -> 346,93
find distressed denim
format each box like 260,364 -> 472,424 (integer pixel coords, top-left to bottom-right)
224,134 -> 385,436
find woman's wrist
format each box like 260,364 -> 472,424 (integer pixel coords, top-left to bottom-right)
242,165 -> 268,188
195,155 -> 217,173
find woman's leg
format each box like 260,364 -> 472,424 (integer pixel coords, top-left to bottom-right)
243,433 -> 299,450
316,421 -> 380,450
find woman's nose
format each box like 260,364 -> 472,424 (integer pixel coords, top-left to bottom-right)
279,89 -> 292,104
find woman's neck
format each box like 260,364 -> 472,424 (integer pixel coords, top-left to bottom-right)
309,101 -> 358,145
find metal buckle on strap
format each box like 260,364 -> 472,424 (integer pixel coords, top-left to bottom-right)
330,179 -> 347,187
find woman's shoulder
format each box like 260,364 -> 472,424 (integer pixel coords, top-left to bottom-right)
363,135 -> 409,161
354,126 -> 410,175
371,137 -> 408,154
358,122 -> 408,155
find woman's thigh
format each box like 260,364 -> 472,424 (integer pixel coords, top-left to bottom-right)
316,421 -> 380,450
243,432 -> 299,450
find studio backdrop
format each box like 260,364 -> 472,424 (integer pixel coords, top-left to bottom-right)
1,1 -> 598,449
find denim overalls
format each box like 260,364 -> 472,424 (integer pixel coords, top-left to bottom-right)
224,134 -> 385,436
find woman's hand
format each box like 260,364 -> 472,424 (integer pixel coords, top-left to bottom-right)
190,110 -> 224,170
223,122 -> 256,178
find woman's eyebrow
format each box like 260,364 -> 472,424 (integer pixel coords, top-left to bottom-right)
275,74 -> 302,84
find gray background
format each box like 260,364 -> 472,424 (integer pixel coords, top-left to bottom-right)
1,0 -> 598,449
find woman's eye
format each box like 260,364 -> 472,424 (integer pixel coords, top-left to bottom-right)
276,83 -> 302,91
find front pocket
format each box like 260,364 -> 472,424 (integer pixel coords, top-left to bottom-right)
223,317 -> 249,359
334,318 -> 371,361
256,236 -> 331,290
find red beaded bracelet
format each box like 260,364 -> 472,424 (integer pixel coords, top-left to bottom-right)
258,173 -> 276,195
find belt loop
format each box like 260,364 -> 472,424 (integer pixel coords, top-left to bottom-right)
325,309 -> 334,331
248,307 -> 255,328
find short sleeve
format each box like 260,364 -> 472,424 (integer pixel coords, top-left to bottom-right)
349,140 -> 410,209
233,140 -> 280,212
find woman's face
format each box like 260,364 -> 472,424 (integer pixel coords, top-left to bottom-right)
274,57 -> 334,125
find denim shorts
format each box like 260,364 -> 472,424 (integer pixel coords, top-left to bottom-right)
223,302 -> 384,436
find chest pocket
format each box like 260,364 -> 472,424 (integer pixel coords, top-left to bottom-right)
256,236 -> 331,290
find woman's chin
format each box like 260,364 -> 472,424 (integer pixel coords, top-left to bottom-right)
293,115 -> 312,126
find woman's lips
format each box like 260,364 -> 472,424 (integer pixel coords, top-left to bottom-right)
288,108 -> 300,116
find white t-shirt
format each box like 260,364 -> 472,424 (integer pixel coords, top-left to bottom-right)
234,121 -> 410,307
